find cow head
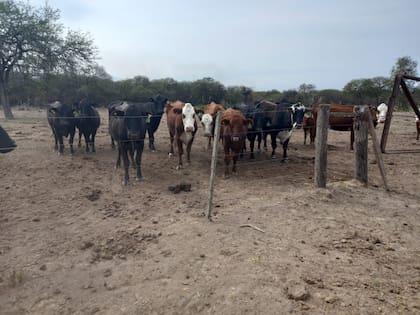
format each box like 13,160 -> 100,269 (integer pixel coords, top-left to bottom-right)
150,95 -> 168,117
290,102 -> 306,129
124,104 -> 147,140
181,103 -> 196,133
201,113 -> 213,137
48,102 -> 74,128
377,103 -> 388,123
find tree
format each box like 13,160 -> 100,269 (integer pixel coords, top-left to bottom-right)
391,56 -> 418,78
0,0 -> 96,118
298,83 -> 316,105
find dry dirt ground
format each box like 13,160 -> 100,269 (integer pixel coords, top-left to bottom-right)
1,108 -> 420,315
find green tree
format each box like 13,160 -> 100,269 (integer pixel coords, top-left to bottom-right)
0,0 -> 96,118
298,83 -> 316,105
391,56 -> 418,78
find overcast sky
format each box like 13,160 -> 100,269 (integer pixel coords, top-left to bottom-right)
31,0 -> 419,91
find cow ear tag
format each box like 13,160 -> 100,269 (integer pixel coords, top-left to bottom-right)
247,123 -> 253,130
266,121 -> 271,127
146,114 -> 152,123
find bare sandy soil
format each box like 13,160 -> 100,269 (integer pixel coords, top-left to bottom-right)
1,108 -> 420,315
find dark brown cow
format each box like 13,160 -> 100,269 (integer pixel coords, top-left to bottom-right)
312,103 -> 378,150
201,102 -> 225,149
220,108 -> 251,177
166,101 -> 198,169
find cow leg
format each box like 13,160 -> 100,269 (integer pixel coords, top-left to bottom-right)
69,129 -> 75,155
264,133 -> 268,151
186,140 -> 193,164
304,129 -> 307,145
270,132 -> 277,159
232,151 -> 239,173
135,140 -> 144,181
350,129 -> 354,151
256,132 -> 262,153
310,127 -> 315,144
83,132 -> 90,153
116,144 -> 121,169
78,130 -> 82,148
121,143 -> 130,185
249,133 -> 256,160
58,134 -> 64,155
282,138 -> 290,162
127,141 -> 135,168
176,139 -> 183,170
91,130 -> 97,153
111,137 -> 116,150
169,133 -> 175,156
52,130 -> 58,152
148,128 -> 156,151
207,137 -> 212,150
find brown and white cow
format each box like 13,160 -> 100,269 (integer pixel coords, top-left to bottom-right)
166,101 -> 198,169
201,102 -> 225,149
312,103 -> 378,150
220,108 -> 251,177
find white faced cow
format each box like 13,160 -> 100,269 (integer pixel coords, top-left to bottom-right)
166,101 -> 198,169
377,103 -> 388,123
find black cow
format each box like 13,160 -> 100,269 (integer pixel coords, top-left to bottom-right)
146,95 -> 168,151
252,100 -> 305,161
232,103 -> 263,160
109,101 -> 157,185
73,99 -> 101,153
47,101 -> 76,155
0,126 -> 16,153
108,96 -> 167,152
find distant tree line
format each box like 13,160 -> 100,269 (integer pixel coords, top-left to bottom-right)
7,66 -> 420,110
1,0 -> 419,119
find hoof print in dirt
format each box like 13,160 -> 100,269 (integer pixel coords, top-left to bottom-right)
168,182 -> 192,194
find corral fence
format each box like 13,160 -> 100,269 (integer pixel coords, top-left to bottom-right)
206,105 -> 390,221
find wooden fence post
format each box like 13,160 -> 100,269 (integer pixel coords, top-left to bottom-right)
207,111 -> 222,221
314,104 -> 329,188
354,105 -> 369,185
367,109 -> 390,191
381,75 -> 401,153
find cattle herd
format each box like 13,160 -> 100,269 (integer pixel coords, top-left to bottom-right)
1,98 -> 419,185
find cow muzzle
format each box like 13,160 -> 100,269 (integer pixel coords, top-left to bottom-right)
185,126 -> 195,133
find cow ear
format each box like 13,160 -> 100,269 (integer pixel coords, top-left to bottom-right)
221,119 -> 230,126
173,108 -> 182,114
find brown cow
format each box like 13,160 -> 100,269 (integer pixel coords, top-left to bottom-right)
220,108 -> 251,177
166,101 -> 198,169
312,103 -> 378,150
201,102 -> 225,149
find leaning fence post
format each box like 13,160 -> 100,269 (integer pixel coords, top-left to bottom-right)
354,105 -> 369,185
314,104 -> 329,188
207,111 -> 222,221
